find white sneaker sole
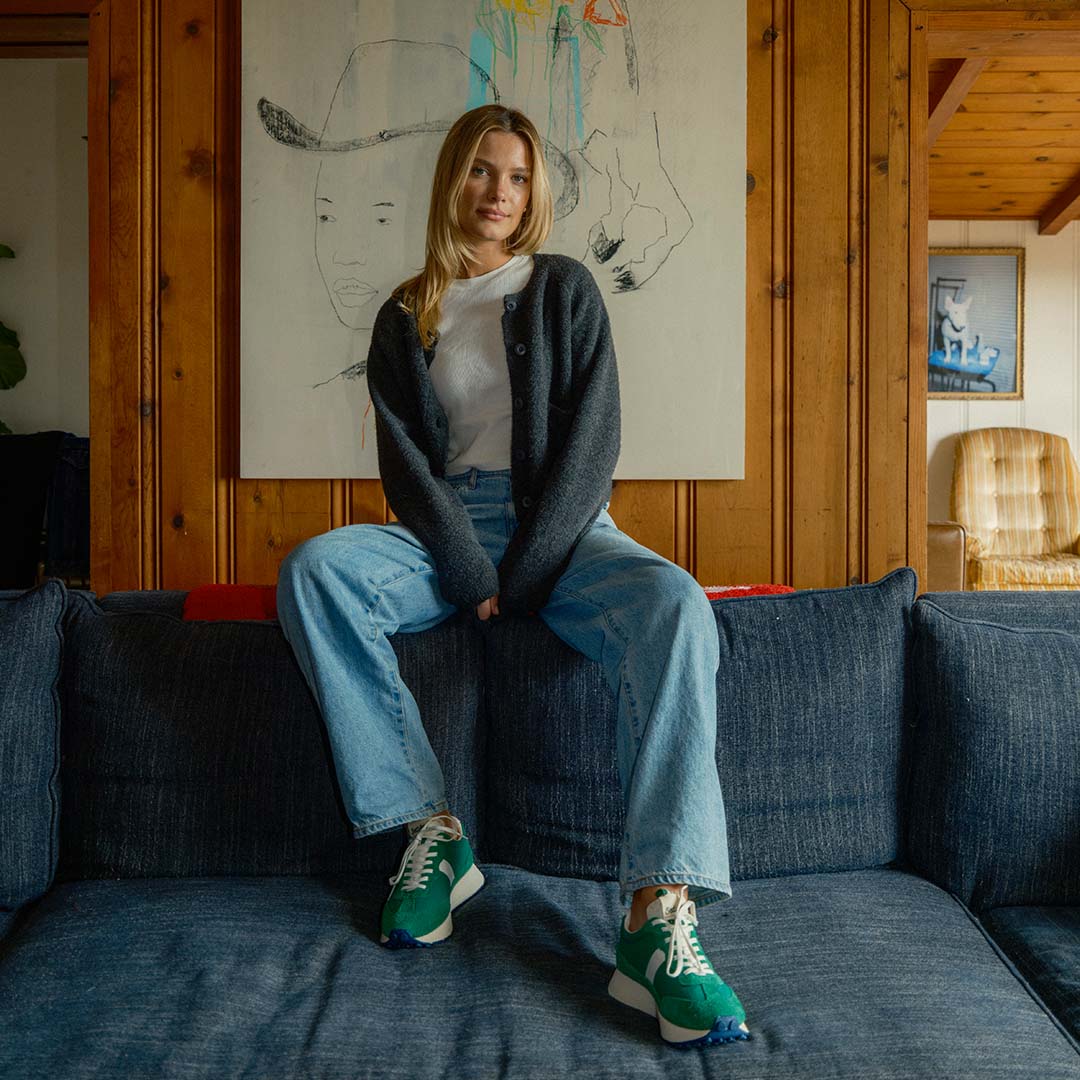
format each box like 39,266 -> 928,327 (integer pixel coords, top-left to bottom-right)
607,968 -> 751,1045
380,861 -> 486,945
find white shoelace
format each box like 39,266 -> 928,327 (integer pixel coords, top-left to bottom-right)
387,818 -> 459,892
653,897 -> 715,978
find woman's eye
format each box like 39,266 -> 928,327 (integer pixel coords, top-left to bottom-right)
318,213 -> 337,223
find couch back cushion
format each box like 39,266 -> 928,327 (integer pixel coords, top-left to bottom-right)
56,593 -> 485,880
482,567 -> 916,883
906,598 -> 1080,913
0,580 -> 65,909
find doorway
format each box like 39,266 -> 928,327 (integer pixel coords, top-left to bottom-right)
0,4 -> 96,589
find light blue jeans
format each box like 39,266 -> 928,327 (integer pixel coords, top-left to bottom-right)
276,467 -> 732,909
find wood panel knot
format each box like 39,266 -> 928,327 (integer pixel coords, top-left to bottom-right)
762,26 -> 779,45
746,171 -> 756,195
184,20 -> 201,36
140,400 -> 153,417
846,249 -> 857,265
172,368 -> 183,380
186,149 -> 214,179
160,271 -> 171,292
876,158 -> 889,175
773,279 -> 789,300
172,514 -> 185,529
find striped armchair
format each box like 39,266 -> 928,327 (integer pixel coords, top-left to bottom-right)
951,427 -> 1080,591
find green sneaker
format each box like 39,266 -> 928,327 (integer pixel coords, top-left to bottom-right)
607,888 -> 751,1047
379,814 -> 486,948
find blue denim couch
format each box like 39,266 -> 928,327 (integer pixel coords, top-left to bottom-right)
1,567 -> 1079,1078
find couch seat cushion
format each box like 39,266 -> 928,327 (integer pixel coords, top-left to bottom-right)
1,866 -> 1077,1079
982,905 -> 1080,1046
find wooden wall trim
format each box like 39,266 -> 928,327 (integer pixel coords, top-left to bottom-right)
907,5 -> 929,591
88,0 -> 110,590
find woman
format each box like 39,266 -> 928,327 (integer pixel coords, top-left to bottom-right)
276,104 -> 750,1049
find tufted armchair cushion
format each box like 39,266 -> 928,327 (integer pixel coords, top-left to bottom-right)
951,427 -> 1080,590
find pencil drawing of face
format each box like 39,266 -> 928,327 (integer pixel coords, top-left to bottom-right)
313,138 -> 438,331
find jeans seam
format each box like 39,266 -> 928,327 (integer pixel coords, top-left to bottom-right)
365,581 -> 423,785
549,584 -> 641,748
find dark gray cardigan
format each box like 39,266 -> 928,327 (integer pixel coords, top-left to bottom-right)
365,251 -> 621,616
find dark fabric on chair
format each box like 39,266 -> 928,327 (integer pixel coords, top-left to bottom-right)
906,601 -> 1080,912
0,579 -> 65,909
1,866 -> 1077,1079
482,567 -> 916,884
983,905 -> 1080,1046
0,430 -> 64,588
55,593 -> 485,881
43,433 -> 89,580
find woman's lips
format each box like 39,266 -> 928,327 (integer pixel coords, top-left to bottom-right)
479,209 -> 507,220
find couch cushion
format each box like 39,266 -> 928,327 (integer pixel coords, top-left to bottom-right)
982,906 -> 1080,1047
96,589 -> 187,617
920,588 -> 1080,633
1,865 -> 1077,1078
56,592 -> 485,880
483,567 -> 916,884
0,580 -> 65,910
906,600 -> 1080,912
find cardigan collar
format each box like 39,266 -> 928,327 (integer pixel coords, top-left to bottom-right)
422,251 -> 551,369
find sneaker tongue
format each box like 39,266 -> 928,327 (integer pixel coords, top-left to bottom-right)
645,888 -> 680,921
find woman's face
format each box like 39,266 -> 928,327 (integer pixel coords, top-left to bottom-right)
456,129 -> 532,257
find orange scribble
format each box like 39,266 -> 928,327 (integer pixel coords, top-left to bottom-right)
583,0 -> 628,27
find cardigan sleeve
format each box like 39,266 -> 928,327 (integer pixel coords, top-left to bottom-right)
366,301 -> 501,610
496,271 -> 621,614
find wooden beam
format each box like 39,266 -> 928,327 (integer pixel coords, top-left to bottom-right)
928,58 -> 986,147
0,16 -> 88,44
1039,170 -> 1080,234
0,2 -> 95,13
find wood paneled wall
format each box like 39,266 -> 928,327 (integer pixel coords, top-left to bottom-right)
88,0 -> 937,595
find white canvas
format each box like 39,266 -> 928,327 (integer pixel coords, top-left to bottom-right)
240,0 -> 746,479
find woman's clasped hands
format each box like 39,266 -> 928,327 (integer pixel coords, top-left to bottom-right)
475,593 -> 500,620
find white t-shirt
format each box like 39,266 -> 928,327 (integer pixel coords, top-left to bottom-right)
430,253 -> 534,475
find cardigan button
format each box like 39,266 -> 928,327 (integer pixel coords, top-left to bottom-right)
514,448 -> 526,461
513,396 -> 524,408
514,342 -> 527,355
522,495 -> 533,508
505,299 -> 518,312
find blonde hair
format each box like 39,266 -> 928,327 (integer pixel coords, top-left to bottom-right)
392,105 -> 554,349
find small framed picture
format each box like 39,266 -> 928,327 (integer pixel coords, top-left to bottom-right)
927,247 -> 1024,399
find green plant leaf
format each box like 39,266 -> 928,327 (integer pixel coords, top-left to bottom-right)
0,320 -> 19,350
0,244 -> 14,259
0,341 -> 26,390
0,419 -> 11,434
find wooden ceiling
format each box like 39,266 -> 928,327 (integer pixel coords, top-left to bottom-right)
928,14 -> 1080,233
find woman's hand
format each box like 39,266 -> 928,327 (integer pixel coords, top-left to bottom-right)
475,592 -> 500,620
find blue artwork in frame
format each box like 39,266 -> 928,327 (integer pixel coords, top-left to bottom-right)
928,247 -> 1024,399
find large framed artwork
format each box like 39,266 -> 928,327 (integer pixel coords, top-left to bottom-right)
927,247 -> 1024,400
240,0 -> 747,479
